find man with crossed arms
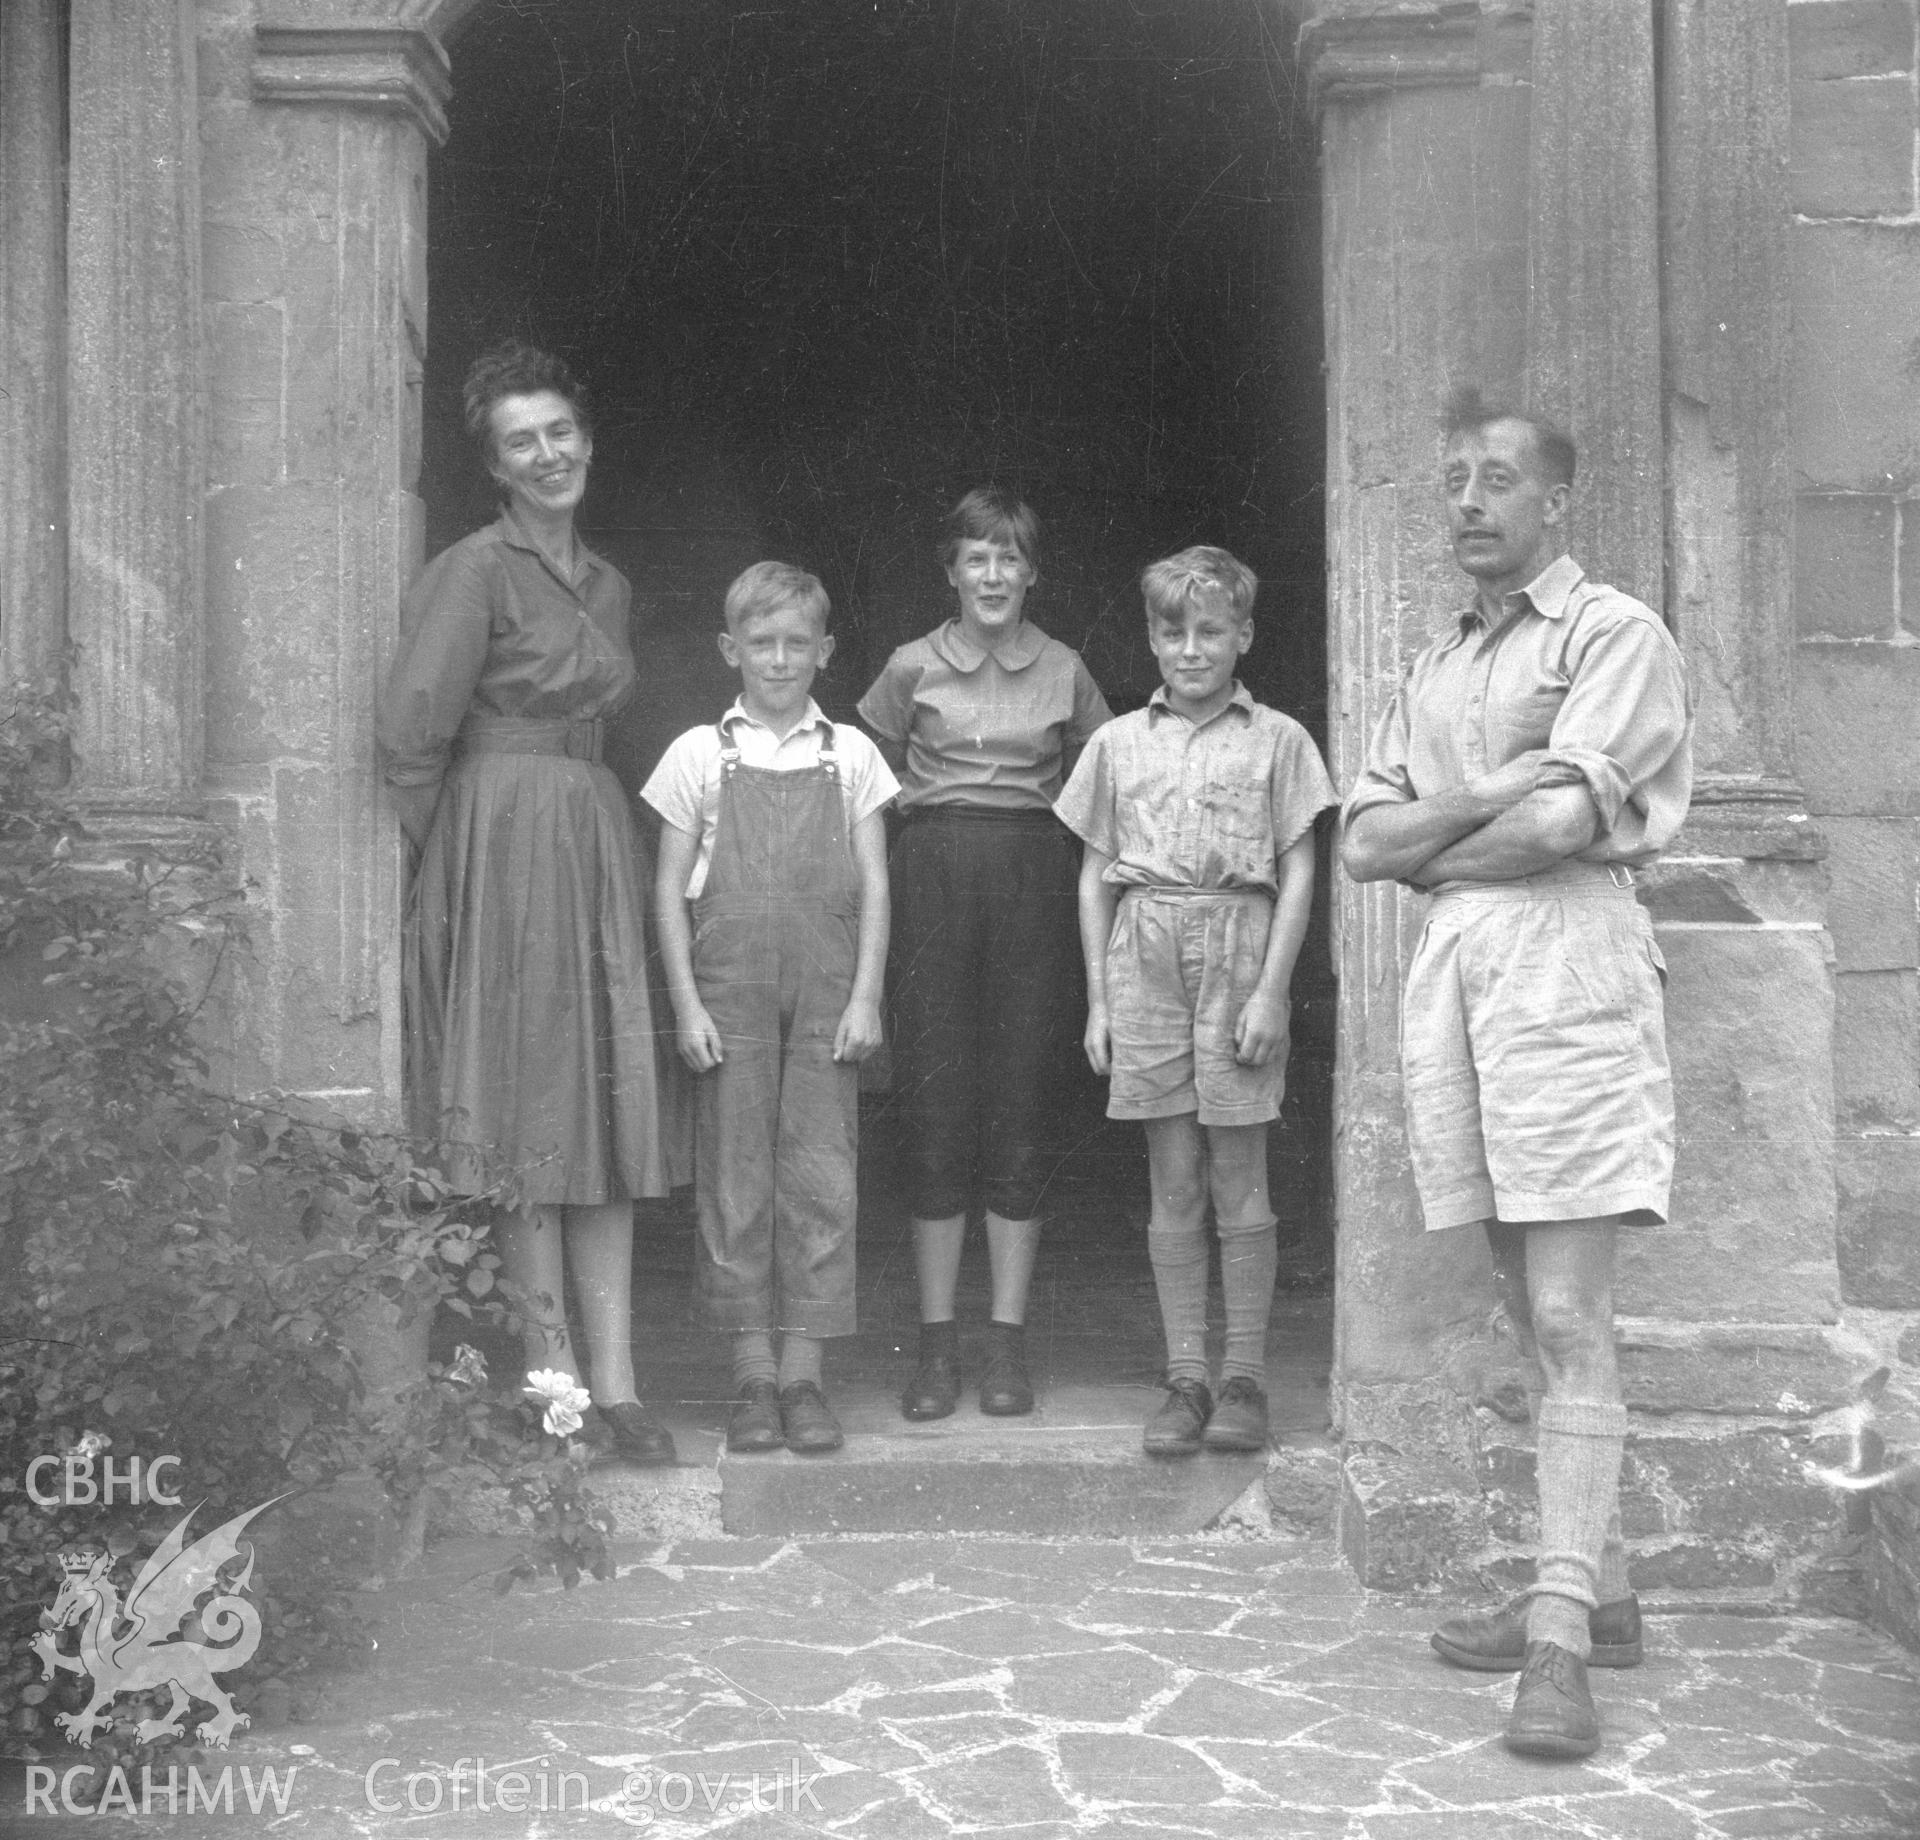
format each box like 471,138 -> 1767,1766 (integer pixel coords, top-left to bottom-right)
1342,388 -> 1692,1759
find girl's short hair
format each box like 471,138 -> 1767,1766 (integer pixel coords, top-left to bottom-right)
461,340 -> 592,458
1140,546 -> 1258,623
724,560 -> 831,634
942,486 -> 1041,573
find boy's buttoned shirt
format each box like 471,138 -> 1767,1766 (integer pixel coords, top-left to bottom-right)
641,698 -> 898,898
857,618 -> 1111,811
1055,685 -> 1335,898
1342,554 -> 1692,875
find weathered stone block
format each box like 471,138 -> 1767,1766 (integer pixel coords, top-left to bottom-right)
1795,493 -> 1897,639
1789,0 -> 1917,80
1621,926 -> 1841,1322
1823,817 -> 1920,970
1795,642 -> 1920,817
1791,223 -> 1920,491
207,302 -> 284,487
1837,1136 -> 1920,1306
1473,1433 -> 1536,1545
1263,1440 -> 1341,1538
1339,1449 -> 1485,1592
1835,970 -> 1920,1131
1866,1476 -> 1920,1651
202,220 -> 284,306
1629,1432 -> 1839,1544
1901,496 -> 1920,638
1790,76 -> 1916,217
1630,1539 -> 1779,1592
1616,1320 -> 1857,1413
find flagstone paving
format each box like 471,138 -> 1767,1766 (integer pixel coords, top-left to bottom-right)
6,1534 -> 1918,1837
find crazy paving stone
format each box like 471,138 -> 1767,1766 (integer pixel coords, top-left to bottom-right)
1147,1672 -> 1344,1741
999,1646 -> 1180,1723
904,1746 -> 1074,1825
1054,1731 -> 1225,1806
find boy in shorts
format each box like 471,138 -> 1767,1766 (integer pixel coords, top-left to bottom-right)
1056,547 -> 1335,1455
644,562 -> 897,1456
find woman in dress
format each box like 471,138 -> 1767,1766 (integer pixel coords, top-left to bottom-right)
378,340 -> 673,1463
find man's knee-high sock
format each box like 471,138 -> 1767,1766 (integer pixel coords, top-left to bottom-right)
1597,1507 -> 1629,1603
1528,1398 -> 1628,1657
1147,1220 -> 1210,1384
1216,1216 -> 1277,1385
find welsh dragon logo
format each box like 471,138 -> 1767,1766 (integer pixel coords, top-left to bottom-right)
30,1497 -> 283,1750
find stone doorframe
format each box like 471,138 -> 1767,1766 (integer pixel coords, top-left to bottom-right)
0,0 -> 1856,1590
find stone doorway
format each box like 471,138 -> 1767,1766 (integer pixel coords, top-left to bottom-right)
423,0 -> 1335,1484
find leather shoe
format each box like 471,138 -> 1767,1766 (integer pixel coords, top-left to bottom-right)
1201,1377 -> 1269,1452
1143,1377 -> 1212,1457
726,1380 -> 784,1453
1432,1594 -> 1642,1673
778,1381 -> 844,1455
1504,1640 -> 1601,1759
978,1322 -> 1034,1416
901,1322 -> 960,1421
599,1401 -> 676,1466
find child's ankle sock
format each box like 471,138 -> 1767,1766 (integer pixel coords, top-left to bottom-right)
1216,1215 -> 1277,1385
777,1332 -> 824,1392
1147,1220 -> 1210,1385
732,1331 -> 777,1390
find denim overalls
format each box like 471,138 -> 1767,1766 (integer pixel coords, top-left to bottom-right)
690,719 -> 862,1336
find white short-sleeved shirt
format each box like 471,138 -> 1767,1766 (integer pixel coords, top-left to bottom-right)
641,698 -> 899,899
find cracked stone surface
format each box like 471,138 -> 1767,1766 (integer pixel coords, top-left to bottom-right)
6,1536 -> 1918,1837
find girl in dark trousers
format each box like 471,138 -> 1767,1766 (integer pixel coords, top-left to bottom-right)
858,488 -> 1112,1418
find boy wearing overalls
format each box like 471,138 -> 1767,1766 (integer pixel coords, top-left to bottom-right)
645,562 -> 896,1455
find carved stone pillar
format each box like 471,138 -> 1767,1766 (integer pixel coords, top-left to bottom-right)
1301,0 -> 1535,1500
1524,0 -> 1665,606
0,0 -> 67,696
65,0 -> 207,829
196,13 -> 449,1115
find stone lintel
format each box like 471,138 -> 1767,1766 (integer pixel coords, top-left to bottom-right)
1295,2 -> 1531,105
252,25 -> 452,146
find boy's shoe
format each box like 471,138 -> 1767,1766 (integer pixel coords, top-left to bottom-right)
1201,1377 -> 1269,1452
1504,1641 -> 1601,1759
1143,1378 -> 1213,1457
726,1381 -> 784,1453
979,1322 -> 1034,1416
599,1401 -> 676,1466
778,1381 -> 844,1455
901,1321 -> 960,1421
1432,1594 -> 1643,1673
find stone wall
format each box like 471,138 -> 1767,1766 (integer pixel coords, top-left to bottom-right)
1788,0 -> 1920,1648
1789,0 -> 1920,1311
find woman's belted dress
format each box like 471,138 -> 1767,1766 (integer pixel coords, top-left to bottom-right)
378,508 -> 671,1204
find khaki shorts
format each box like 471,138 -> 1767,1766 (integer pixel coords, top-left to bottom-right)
1400,867 -> 1673,1230
1106,889 -> 1285,1126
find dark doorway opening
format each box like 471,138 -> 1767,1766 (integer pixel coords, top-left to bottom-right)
427,0 -> 1331,1416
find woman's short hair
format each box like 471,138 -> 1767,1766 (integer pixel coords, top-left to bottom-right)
461,340 -> 592,458
724,560 -> 831,635
942,486 -> 1041,573
1140,546 -> 1258,624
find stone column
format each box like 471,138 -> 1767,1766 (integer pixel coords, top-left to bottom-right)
0,0 -> 67,698
65,0 -> 208,832
198,14 -> 450,1117
1524,0 -> 1664,607
1300,3 -> 1537,1570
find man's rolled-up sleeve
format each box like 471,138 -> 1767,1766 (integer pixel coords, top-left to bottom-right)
1539,609 -> 1689,838
1339,690 -> 1414,832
